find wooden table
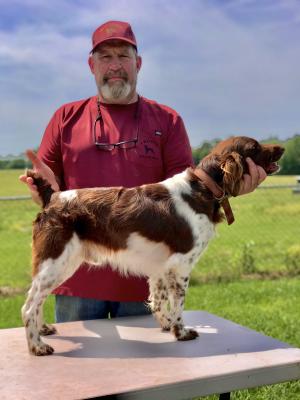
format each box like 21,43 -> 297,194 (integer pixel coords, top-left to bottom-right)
0,311 -> 299,399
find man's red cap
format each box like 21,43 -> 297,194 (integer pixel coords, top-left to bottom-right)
91,21 -> 137,53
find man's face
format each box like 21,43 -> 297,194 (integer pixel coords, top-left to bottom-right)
88,40 -> 142,104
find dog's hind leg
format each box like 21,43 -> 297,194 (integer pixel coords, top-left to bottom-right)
22,268 -> 60,355
22,234 -> 83,355
38,305 -> 57,336
21,269 -> 57,337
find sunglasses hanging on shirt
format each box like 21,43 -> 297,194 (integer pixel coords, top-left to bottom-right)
93,96 -> 141,151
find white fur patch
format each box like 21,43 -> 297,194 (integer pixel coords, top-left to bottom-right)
59,190 -> 77,202
161,170 -> 191,196
82,233 -> 171,278
162,170 -> 215,267
39,233 -> 82,281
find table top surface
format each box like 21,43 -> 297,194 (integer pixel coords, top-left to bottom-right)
0,310 -> 299,400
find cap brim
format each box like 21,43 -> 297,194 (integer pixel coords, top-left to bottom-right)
90,37 -> 137,53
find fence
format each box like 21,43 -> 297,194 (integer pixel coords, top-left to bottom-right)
0,183 -> 299,293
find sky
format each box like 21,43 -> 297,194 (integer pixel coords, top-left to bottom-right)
0,0 -> 300,156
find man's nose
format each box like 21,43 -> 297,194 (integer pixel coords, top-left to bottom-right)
108,57 -> 122,70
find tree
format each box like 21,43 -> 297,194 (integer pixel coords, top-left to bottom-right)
192,139 -> 221,164
280,135 -> 300,175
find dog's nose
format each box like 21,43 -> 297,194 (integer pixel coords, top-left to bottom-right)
274,146 -> 285,157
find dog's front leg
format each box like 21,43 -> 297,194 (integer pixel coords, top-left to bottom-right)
166,269 -> 199,341
148,275 -> 172,331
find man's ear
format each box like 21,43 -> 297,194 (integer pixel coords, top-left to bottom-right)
88,56 -> 95,74
221,152 -> 244,196
136,55 -> 142,73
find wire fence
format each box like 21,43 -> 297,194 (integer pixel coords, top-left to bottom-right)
0,183 -> 299,292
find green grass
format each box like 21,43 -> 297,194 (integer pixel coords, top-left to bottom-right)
191,182 -> 300,283
0,199 -> 39,289
0,294 -> 55,329
0,169 -> 30,196
185,279 -> 300,347
259,175 -> 298,186
185,278 -> 300,399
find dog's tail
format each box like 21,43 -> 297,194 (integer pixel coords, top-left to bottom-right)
26,169 -> 55,208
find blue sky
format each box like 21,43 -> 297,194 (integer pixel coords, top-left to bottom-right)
1,0 -> 300,155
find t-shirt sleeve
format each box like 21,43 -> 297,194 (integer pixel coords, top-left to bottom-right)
37,109 -> 65,189
162,113 -> 194,179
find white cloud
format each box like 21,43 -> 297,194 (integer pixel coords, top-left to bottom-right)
0,0 -> 300,155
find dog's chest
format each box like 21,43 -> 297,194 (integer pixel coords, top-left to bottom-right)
168,213 -> 215,267
170,189 -> 216,256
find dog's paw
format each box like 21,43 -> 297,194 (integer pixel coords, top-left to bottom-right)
178,328 -> 199,341
173,325 -> 199,341
161,326 -> 171,332
30,342 -> 54,356
39,324 -> 57,336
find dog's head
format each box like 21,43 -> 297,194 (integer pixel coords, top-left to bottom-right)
198,136 -> 285,197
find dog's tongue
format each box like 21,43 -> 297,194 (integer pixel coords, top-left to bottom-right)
267,162 -> 279,174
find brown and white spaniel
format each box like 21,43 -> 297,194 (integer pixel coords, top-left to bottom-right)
22,136 -> 284,355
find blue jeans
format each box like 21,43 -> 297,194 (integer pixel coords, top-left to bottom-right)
55,295 -> 151,322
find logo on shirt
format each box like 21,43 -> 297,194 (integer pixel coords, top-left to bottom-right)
140,139 -> 160,160
144,144 -> 155,155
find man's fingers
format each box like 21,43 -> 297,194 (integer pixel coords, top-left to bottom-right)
19,175 -> 38,191
238,158 -> 268,195
242,173 -> 251,187
19,174 -> 27,183
239,173 -> 251,195
24,150 -> 60,192
25,149 -> 43,169
246,157 -> 259,187
257,166 -> 267,185
19,175 -> 33,184
246,157 -> 267,185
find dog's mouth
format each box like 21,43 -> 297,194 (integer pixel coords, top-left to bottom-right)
259,146 -> 285,175
265,161 -> 281,175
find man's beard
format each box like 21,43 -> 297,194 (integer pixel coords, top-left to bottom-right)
99,79 -> 132,102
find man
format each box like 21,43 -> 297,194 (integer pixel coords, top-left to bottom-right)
20,20 -> 266,322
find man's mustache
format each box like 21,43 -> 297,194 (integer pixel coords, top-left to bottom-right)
103,72 -> 128,82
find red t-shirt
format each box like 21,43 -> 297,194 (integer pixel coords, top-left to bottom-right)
38,95 -> 193,301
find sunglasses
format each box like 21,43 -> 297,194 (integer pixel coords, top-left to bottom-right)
93,96 -> 141,151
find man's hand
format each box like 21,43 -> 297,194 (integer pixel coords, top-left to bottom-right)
19,150 -> 60,205
238,157 -> 267,196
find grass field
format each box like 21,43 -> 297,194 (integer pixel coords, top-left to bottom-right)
0,170 -> 299,399
0,169 -> 32,196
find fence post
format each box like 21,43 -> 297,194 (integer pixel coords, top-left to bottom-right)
292,176 -> 300,194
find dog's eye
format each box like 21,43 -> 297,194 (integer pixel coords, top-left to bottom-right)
246,142 -> 259,154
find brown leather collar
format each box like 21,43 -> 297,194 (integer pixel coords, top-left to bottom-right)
193,168 -> 235,225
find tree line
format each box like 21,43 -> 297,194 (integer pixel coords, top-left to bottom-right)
0,134 -> 299,174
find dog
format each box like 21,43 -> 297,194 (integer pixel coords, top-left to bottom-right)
22,136 -> 284,355
144,144 -> 155,155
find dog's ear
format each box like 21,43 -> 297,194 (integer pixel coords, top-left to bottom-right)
221,152 -> 244,196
